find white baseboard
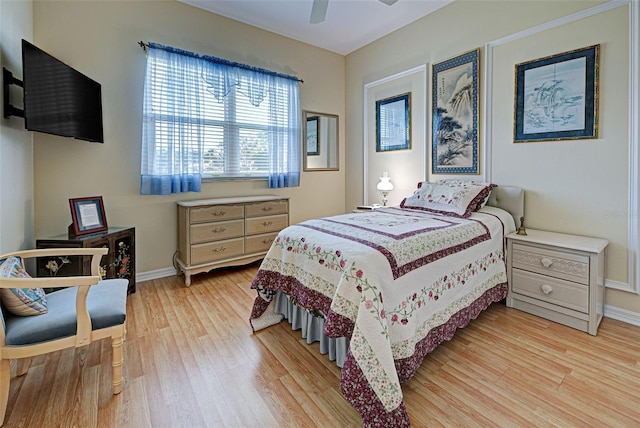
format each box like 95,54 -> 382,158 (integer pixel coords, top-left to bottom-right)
137,266 -> 177,283
604,304 -> 640,327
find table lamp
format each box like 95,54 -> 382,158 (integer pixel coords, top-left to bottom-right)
376,172 -> 394,206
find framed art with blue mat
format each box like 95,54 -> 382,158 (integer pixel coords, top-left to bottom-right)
432,49 -> 479,174
514,45 -> 600,143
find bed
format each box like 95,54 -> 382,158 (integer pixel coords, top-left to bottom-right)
250,182 -> 524,427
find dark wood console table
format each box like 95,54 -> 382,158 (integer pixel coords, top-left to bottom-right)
36,227 -> 136,294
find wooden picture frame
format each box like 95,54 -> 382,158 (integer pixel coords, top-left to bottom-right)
514,45 -> 600,143
376,92 -> 411,152
69,196 -> 108,237
432,49 -> 480,174
306,116 -> 320,156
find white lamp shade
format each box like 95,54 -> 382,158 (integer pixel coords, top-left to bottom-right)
377,172 -> 394,192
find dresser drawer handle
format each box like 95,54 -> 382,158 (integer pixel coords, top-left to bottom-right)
541,284 -> 554,295
262,221 -> 273,227
212,210 -> 226,217
540,257 -> 554,268
212,227 -> 226,233
262,206 -> 273,212
262,238 -> 274,244
212,247 -> 226,253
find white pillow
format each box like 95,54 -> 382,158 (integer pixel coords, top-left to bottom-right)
400,180 -> 496,218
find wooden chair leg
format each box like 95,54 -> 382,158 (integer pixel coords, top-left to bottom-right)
111,333 -> 124,394
16,358 -> 31,377
0,359 -> 10,426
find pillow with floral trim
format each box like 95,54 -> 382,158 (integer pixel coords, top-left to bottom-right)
0,256 -> 48,316
400,180 -> 496,218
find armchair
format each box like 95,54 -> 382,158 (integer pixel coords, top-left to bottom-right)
0,247 -> 128,425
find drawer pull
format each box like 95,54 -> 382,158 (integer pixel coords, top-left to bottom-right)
541,284 -> 554,295
262,221 -> 273,227
262,238 -> 274,244
212,247 -> 226,253
212,210 -> 226,217
212,227 -> 226,233
262,207 -> 273,212
540,257 -> 554,268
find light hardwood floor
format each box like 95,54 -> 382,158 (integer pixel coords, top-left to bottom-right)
3,262 -> 640,427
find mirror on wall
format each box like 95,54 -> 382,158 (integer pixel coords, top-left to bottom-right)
303,110 -> 339,171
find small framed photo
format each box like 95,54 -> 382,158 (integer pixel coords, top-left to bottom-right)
514,44 -> 600,143
306,116 -> 320,156
376,92 -> 411,152
69,196 -> 108,237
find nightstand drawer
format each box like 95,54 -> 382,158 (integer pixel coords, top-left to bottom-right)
512,268 -> 588,313
512,243 -> 589,285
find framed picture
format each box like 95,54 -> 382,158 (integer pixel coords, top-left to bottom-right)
514,44 -> 600,143
432,49 -> 479,175
306,116 -> 319,156
376,92 -> 411,152
69,196 -> 108,236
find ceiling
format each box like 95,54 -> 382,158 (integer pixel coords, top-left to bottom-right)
178,0 -> 454,55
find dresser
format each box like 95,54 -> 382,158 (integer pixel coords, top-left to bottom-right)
506,229 -> 608,335
176,195 -> 289,286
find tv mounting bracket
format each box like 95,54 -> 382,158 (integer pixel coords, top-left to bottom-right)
3,67 -> 24,119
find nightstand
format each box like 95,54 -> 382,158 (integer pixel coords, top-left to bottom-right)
506,229 -> 608,335
352,205 -> 381,213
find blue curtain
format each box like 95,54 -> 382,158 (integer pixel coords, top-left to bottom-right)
140,42 -> 300,194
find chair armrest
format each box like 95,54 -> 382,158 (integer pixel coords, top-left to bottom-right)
1,247 -> 108,277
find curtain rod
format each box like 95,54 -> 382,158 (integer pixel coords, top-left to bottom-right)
137,41 -> 303,83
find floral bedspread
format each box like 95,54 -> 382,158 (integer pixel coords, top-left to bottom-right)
250,206 -> 515,427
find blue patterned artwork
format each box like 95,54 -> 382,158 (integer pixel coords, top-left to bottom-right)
514,45 -> 599,142
432,49 -> 479,175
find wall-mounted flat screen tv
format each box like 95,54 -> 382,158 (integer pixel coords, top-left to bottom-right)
21,39 -> 104,143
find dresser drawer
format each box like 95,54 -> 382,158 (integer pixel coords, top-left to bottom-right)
512,268 -> 588,313
245,200 -> 288,218
245,232 -> 278,254
190,204 -> 244,224
190,238 -> 244,265
512,243 -> 589,285
190,219 -> 244,244
245,214 -> 288,235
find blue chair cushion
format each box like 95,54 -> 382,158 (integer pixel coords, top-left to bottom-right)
4,279 -> 128,346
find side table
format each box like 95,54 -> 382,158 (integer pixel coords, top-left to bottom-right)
36,226 -> 136,294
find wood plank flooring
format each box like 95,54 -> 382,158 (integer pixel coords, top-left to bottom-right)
3,262 -> 640,427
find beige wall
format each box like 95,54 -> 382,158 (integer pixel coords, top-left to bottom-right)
345,1 -> 640,315
31,0 -> 345,273
0,0 -> 34,254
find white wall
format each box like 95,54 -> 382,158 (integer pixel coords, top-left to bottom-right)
31,0 -> 345,274
0,0 -> 34,254
345,0 -> 640,316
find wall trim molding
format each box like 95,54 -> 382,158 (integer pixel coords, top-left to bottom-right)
363,64 -> 427,205
605,303 -> 640,327
483,0 -> 640,294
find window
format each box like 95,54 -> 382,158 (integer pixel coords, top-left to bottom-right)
140,42 -> 301,195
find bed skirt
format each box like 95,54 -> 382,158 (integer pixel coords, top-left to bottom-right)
274,291 -> 350,368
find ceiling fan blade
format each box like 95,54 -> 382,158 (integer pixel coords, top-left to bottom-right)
310,0 -> 329,24
379,0 -> 399,5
